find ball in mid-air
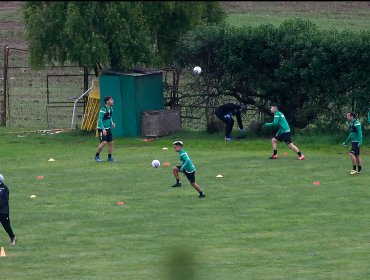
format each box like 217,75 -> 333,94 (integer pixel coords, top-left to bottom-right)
151,159 -> 160,168
193,66 -> 202,75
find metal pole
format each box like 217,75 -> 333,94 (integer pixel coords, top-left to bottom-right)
71,86 -> 92,129
2,46 -> 8,126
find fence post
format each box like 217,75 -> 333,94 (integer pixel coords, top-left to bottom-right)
1,45 -> 8,126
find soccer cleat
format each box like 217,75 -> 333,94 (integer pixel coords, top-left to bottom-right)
10,236 -> 17,246
224,137 -> 232,141
94,156 -> 102,162
107,157 -> 116,162
298,154 -> 305,160
350,170 -> 358,175
171,182 -> 182,187
198,192 -> 206,198
269,154 -> 278,159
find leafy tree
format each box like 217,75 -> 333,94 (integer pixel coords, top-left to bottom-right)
23,2 -> 152,75
22,1 -> 226,75
141,1 -> 226,66
175,19 -> 370,129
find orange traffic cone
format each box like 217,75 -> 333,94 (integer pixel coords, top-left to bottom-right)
0,246 -> 6,257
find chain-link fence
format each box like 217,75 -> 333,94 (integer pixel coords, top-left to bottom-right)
1,45 -> 95,129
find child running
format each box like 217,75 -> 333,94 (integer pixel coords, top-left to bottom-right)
171,141 -> 206,198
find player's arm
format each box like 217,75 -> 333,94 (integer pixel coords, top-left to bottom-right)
355,123 -> 363,146
265,115 -> 279,127
110,108 -> 115,128
343,134 -> 351,145
98,108 -> 106,129
179,154 -> 190,172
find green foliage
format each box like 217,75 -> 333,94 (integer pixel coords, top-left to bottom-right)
22,1 -> 226,73
176,18 -> 370,129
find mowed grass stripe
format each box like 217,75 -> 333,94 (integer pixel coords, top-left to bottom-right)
0,129 -> 369,279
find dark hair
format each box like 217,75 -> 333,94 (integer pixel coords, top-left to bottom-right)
348,112 -> 356,118
104,96 -> 112,104
270,103 -> 278,108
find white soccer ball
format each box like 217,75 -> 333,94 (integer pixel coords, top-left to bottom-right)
151,159 -> 160,168
193,66 -> 202,75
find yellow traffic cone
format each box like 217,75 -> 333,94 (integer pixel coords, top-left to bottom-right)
0,246 -> 6,257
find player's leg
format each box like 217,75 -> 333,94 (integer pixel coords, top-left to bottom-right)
349,143 -> 358,174
284,132 -> 304,160
269,137 -> 279,159
356,155 -> 362,173
186,172 -> 205,198
107,141 -> 115,161
0,214 -> 16,244
225,118 -> 234,140
171,166 -> 182,187
351,143 -> 361,173
95,129 -> 106,162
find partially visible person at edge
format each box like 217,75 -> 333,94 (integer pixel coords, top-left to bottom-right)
0,174 -> 17,246
94,96 -> 116,162
343,112 -> 363,175
214,103 -> 247,141
264,104 -> 305,160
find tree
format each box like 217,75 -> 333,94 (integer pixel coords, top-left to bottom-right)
175,19 -> 370,129
22,1 -> 226,75
23,2 -> 152,75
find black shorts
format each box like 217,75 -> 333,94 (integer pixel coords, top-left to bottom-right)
275,132 -> 292,145
98,129 -> 113,143
350,142 -> 360,156
176,166 -> 196,183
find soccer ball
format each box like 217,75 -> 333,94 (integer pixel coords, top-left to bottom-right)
193,66 -> 202,75
151,159 -> 160,168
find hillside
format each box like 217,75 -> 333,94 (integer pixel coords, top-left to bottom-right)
1,1 -> 369,50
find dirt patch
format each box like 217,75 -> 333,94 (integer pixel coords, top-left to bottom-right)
223,1 -> 370,15
0,1 -> 22,10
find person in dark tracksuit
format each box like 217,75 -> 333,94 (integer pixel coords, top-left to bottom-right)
215,103 -> 247,140
0,174 -> 17,246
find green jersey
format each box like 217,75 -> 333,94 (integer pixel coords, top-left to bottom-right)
368,109 -> 370,124
344,119 -> 363,146
97,106 -> 113,129
265,111 -> 291,135
178,149 -> 196,173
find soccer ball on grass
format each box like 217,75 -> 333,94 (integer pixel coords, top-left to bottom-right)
151,159 -> 160,168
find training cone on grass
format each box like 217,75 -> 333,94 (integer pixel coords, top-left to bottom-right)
0,247 -> 6,257
216,174 -> 224,178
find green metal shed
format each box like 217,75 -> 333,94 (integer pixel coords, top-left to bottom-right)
99,71 -> 164,137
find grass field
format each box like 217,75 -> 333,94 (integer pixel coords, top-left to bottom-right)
1,127 -> 369,279
225,1 -> 370,31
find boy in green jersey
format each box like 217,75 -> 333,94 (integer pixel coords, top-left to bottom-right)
368,108 -> 370,124
94,96 -> 116,162
343,112 -> 363,175
171,141 -> 206,198
264,104 -> 305,160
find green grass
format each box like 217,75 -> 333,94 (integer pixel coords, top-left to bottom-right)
227,13 -> 370,31
1,128 -> 369,279
226,3 -> 370,31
